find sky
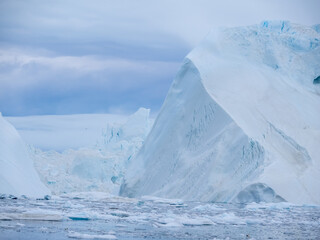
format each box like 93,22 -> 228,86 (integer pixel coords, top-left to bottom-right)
0,0 -> 319,116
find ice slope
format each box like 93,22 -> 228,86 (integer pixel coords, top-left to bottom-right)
31,108 -> 152,195
0,113 -> 50,198
121,21 -> 320,204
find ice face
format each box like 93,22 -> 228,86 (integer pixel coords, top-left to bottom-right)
0,113 -> 50,198
188,21 -> 320,204
121,22 -> 320,204
120,60 -> 265,202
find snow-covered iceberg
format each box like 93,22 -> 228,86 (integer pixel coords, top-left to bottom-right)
121,21 -> 320,204
0,113 -> 50,198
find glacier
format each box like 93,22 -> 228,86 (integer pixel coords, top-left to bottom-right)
0,113 -> 50,198
6,113 -> 128,151
121,21 -> 320,204
28,108 -> 152,195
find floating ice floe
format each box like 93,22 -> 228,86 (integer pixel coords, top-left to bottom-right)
0,209 -> 62,221
67,231 -> 117,239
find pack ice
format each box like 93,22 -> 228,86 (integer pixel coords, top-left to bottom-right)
0,113 -> 50,198
121,21 -> 320,204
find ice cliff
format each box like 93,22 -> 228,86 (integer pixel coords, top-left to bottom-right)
0,113 -> 50,198
121,21 -> 320,204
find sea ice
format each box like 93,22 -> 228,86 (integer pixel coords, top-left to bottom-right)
68,231 -> 117,239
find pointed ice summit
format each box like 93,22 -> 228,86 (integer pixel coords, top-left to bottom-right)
121,21 -> 320,204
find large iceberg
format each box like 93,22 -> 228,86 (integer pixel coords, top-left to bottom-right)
121,21 -> 320,204
0,113 -> 50,198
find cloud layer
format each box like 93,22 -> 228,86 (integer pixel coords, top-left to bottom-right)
0,0 -> 319,116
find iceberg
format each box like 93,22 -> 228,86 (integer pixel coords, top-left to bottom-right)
0,113 -> 50,198
121,21 -> 320,204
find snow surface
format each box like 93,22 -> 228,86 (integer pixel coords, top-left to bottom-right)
0,113 -> 50,198
121,21 -> 320,204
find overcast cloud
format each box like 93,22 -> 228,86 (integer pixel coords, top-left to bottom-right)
0,0 -> 319,116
